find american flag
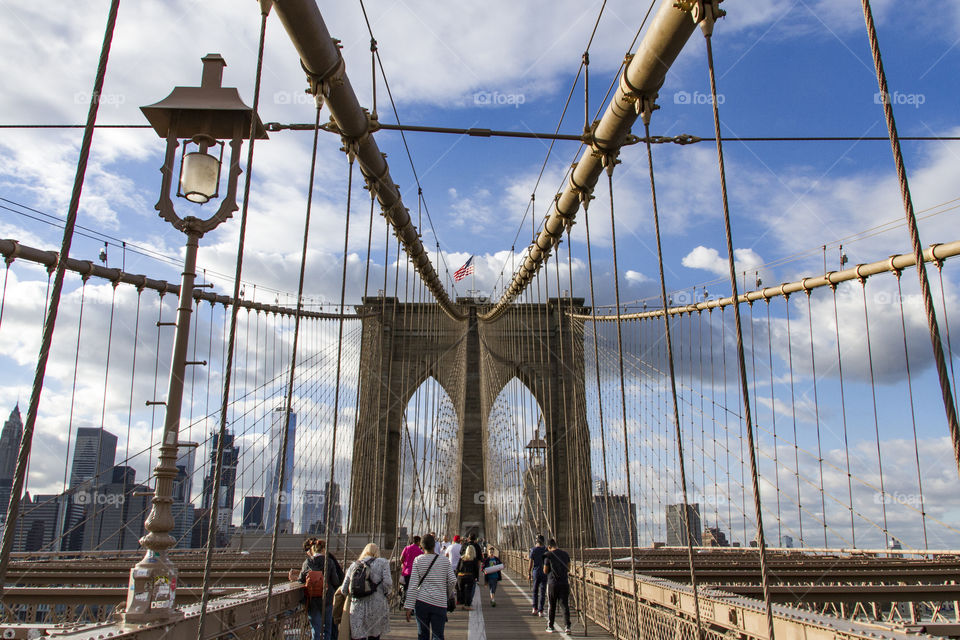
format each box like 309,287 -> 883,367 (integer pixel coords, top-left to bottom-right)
453,256 -> 475,282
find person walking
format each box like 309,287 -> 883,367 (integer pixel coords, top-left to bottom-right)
290,538 -> 344,640
465,533 -> 483,565
400,535 -> 424,593
439,535 -> 451,556
445,534 -> 462,570
482,545 -> 503,607
543,538 -> 571,634
339,543 -> 392,640
455,544 -> 481,610
528,534 -> 547,615
405,533 -> 456,640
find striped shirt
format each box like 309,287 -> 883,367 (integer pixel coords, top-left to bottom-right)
404,552 -> 456,610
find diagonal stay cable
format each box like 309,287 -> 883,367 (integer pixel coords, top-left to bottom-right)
859,0 -> 960,478
0,0 -> 121,593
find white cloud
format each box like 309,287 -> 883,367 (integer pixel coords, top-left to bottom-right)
624,270 -> 649,284
681,245 -> 763,276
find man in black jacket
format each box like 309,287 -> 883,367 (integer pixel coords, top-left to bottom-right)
543,538 -> 571,634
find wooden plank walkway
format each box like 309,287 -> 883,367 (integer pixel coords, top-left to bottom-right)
385,569 -> 614,639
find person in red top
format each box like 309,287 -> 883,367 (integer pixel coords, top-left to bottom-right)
400,535 -> 424,592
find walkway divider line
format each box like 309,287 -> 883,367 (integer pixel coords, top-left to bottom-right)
468,582 -> 487,640
503,570 -> 575,640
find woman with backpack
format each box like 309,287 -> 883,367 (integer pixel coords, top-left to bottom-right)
338,543 -> 392,640
290,538 -> 343,640
455,544 -> 480,610
483,546 -> 504,608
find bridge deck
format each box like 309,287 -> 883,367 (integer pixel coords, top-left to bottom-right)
386,569 -> 613,639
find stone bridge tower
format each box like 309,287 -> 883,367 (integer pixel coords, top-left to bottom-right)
349,297 -> 594,550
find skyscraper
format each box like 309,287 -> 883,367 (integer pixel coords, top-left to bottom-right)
665,503 -> 702,546
69,427 -> 118,488
301,481 -> 342,534
592,481 -> 637,547
174,443 -> 197,503
201,429 -> 239,542
0,404 -> 23,519
301,489 -> 323,534
243,496 -> 264,530
77,465 -> 152,551
60,427 -> 118,550
264,407 -> 296,533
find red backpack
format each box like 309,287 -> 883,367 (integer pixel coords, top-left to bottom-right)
305,570 -> 325,599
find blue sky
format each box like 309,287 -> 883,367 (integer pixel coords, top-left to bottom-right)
1,1 -> 959,548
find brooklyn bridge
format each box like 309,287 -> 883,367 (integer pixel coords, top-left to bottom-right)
0,0 -> 958,639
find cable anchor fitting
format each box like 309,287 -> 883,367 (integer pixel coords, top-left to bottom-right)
638,95 -> 659,126
568,164 -> 595,209
677,0 -> 726,36
301,38 -> 346,110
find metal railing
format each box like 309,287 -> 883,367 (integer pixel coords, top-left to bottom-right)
502,550 -> 939,640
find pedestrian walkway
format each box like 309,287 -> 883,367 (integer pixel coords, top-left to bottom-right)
386,568 -> 614,639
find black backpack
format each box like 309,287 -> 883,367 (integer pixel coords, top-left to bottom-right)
348,558 -> 381,598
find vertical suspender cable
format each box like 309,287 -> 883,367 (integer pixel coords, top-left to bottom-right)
783,295 -> 804,546
320,148 -> 356,623
582,203 -> 619,639
894,268 -> 928,548
829,283 -> 855,546
0,0 -> 121,586
262,102 -> 329,637
641,119 -> 704,639
860,278 -> 889,548
934,262 -> 957,396
0,259 -> 10,331
805,291 -> 828,546
603,165 -> 642,632
765,300 -> 782,543
859,0 -> 960,475
197,5 -> 268,637
700,14 -> 775,638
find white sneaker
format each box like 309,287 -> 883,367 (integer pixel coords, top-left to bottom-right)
563,626 -> 571,633
545,626 -> 555,633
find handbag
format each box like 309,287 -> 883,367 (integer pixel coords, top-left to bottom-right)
337,594 -> 351,640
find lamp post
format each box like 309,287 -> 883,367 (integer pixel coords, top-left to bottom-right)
122,54 -> 266,625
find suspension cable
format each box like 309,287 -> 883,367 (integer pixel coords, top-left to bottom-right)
641,118 -> 704,638
0,0 -> 121,589
197,5 -> 269,637
700,11 -> 776,638
859,0 -> 960,476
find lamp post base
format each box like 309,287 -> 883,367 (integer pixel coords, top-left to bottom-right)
121,551 -> 183,625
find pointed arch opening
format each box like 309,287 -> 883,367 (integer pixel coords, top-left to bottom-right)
399,376 -> 460,539
485,377 -> 546,548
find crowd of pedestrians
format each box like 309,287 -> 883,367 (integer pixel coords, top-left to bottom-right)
291,530 -> 570,639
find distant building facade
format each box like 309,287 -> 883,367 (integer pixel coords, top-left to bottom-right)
201,429 -> 239,541
265,408 -> 296,533
703,526 -> 729,547
301,481 -> 342,535
0,405 -> 23,520
592,481 -> 637,547
69,427 -> 118,488
665,503 -> 702,546
243,496 -> 264,530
